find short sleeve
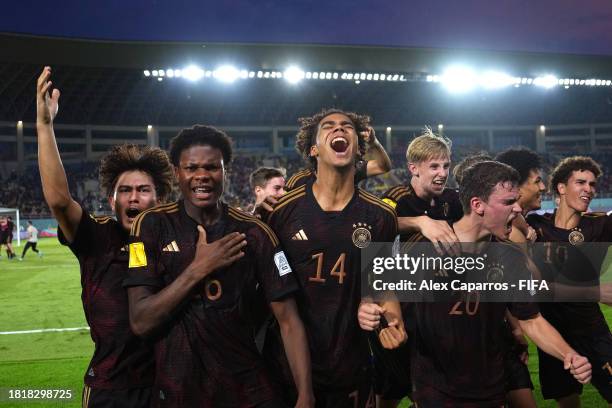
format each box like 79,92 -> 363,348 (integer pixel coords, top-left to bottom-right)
57,203 -> 111,257
123,212 -> 165,288
251,222 -> 299,303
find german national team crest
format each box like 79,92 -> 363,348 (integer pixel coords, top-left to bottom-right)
352,222 -> 372,248
486,262 -> 504,283
568,229 -> 584,246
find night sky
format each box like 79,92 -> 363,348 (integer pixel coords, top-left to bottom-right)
3,0 -> 612,56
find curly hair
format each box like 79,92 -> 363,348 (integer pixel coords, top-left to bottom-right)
295,108 -> 370,169
549,156 -> 602,195
495,147 -> 543,186
169,125 -> 232,167
99,144 -> 174,201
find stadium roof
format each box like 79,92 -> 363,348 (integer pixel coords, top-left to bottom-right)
1,33 -> 612,127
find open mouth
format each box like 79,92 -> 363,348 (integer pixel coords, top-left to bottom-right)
432,179 -> 446,188
125,208 -> 141,219
579,195 -> 591,204
330,136 -> 349,153
193,186 -> 214,199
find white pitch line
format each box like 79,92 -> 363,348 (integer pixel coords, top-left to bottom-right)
0,327 -> 90,335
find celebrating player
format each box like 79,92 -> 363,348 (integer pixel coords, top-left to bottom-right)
125,125 -> 314,407
37,66 -> 174,407
265,109 -> 404,407
527,156 -> 612,407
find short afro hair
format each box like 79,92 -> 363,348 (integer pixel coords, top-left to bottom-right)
169,125 -> 233,167
99,144 -> 174,202
549,156 -> 602,195
295,108 -> 370,169
495,147 -> 543,186
459,161 -> 520,214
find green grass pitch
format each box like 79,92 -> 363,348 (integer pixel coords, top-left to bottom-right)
0,238 -> 610,407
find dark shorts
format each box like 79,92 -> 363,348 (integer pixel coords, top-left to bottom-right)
413,384 -> 504,408
370,332 -> 412,401
538,330 -> 612,402
278,366 -> 374,408
504,341 -> 533,391
82,385 -> 151,408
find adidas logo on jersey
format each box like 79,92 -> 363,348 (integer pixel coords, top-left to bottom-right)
162,241 -> 180,252
291,229 -> 308,240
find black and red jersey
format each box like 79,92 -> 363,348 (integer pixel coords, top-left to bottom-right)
527,211 -> 612,336
126,200 -> 298,407
407,234 -> 539,406
381,183 -> 463,241
265,181 -> 397,391
58,204 -> 154,390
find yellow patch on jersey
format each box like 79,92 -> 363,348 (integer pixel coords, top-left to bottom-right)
382,198 -> 397,209
129,242 -> 147,268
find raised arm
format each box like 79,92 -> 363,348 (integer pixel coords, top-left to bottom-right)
362,127 -> 392,176
36,66 -> 82,243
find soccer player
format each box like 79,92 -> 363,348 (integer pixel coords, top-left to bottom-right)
284,124 -> 392,191
0,216 -> 16,259
381,128 -> 463,252
527,156 -> 612,407
125,125 -> 314,407
265,109 -> 405,407
6,216 -> 16,259
19,220 -> 42,260
249,166 -> 286,216
37,66 -> 175,408
360,161 -> 592,407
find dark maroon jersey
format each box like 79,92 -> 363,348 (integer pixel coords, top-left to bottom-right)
527,211 -> 612,336
407,234 -> 539,406
58,204 -> 154,390
265,181 -> 398,391
285,160 -> 368,192
382,184 -> 463,242
126,200 -> 298,407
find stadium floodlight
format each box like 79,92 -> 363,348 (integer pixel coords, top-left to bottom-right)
333,73 -> 339,79
533,75 -> 558,88
355,80 -> 361,84
240,70 -> 248,79
480,71 -> 514,89
158,69 -> 165,77
213,65 -> 240,83
607,80 -> 612,86
157,77 -> 163,82
174,69 -> 182,78
152,70 -> 159,77
182,65 -> 204,81
440,66 -> 477,93
143,70 -> 151,77
166,69 -> 174,78
248,71 -> 255,78
386,127 -> 392,132
284,66 -> 305,84
380,74 -> 386,81
257,71 -> 263,78
373,73 -> 379,81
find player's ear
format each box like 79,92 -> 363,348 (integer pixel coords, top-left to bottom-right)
173,165 -> 180,179
408,162 -> 418,176
471,196 -> 485,216
108,194 -> 116,213
310,144 -> 318,158
556,182 -> 566,196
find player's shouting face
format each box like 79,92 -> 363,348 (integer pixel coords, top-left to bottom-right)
110,170 -> 158,231
409,154 -> 451,198
176,144 -> 225,209
481,181 -> 523,240
310,113 -> 359,169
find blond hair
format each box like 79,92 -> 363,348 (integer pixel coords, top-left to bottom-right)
406,127 -> 451,163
